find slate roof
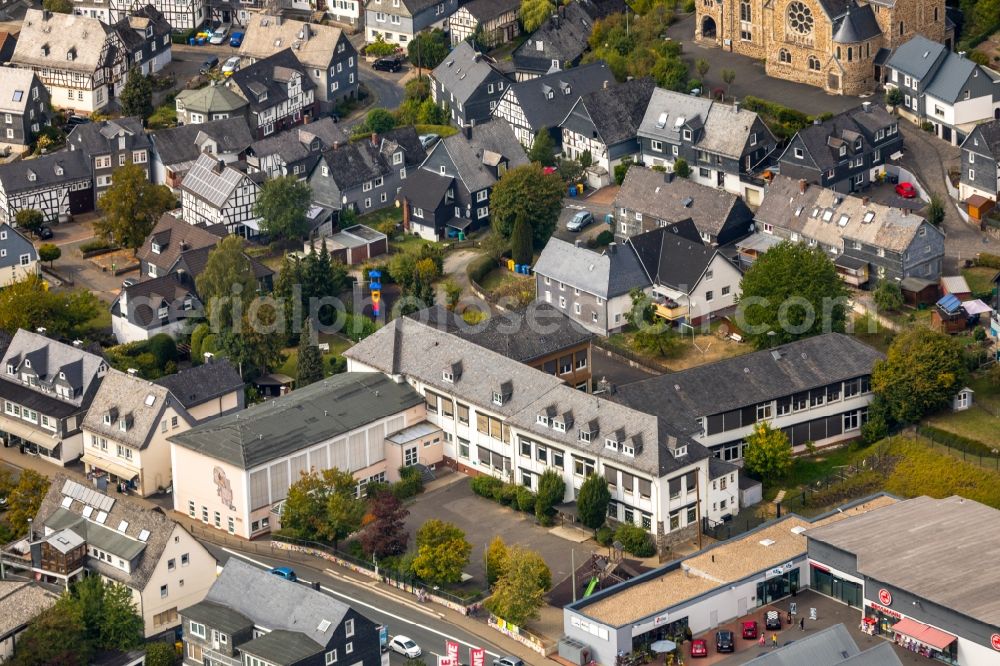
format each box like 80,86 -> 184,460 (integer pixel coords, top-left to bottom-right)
0,68 -> 38,115
239,15 -> 346,71
505,61 -> 612,132
885,34 -> 947,80
250,120 -> 346,166
152,117 -> 254,168
83,369 -> 188,450
698,102 -> 770,160
923,51 -> 983,104
179,599 -> 253,636
0,32 -> 17,64
755,175 -> 938,253
568,77 -> 655,147
68,117 -> 151,155
155,359 -> 243,410
13,10 -> 113,73
831,4 -> 881,43
806,495 -> 1000,628
399,167 -> 453,209
615,167 -> 747,237
0,329 -> 107,409
459,0 -> 518,21
408,302 -> 593,363
614,333 -> 883,420
231,49 -> 315,113
815,0 -> 855,19
512,2 -> 592,72
627,224 -> 719,291
175,242 -> 273,283
136,213 -> 225,272
34,476 -> 194,590
0,223 -> 37,269
740,624 -> 894,666
0,582 -> 57,638
967,120 -> 1000,157
181,153 -> 256,209
240,629 -> 324,663
533,237 -> 650,299
0,149 -> 90,193
432,42 -> 508,105
114,273 -> 198,328
638,87 -> 712,142
169,372 -> 423,469
185,559 -> 351,650
789,105 -> 895,171
320,137 -> 392,191
175,84 -> 249,115
431,119 -> 527,193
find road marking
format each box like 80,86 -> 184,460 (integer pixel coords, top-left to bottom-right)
221,548 -> 504,659
325,568 -> 443,619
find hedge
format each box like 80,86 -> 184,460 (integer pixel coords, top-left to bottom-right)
469,476 -> 537,514
80,239 -> 114,254
614,523 -> 656,557
976,253 -> 1000,270
466,254 -> 495,285
917,424 -> 995,457
171,27 -> 198,45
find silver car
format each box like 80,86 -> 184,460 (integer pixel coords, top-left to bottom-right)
566,210 -> 594,231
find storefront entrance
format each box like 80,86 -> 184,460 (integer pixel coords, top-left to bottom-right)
864,606 -> 958,665
812,566 -> 862,608
756,569 -> 800,606
633,616 -> 690,653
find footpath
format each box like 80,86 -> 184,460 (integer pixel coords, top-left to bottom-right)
0,447 -> 547,664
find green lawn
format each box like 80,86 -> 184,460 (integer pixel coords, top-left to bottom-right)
388,234 -> 439,257
925,408 -> 1000,447
478,266 -> 523,291
882,306 -> 932,330
962,266 -> 999,298
277,333 -> 353,378
761,446 -> 859,501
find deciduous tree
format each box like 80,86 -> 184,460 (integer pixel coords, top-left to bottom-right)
9,602 -> 90,666
927,195 -> 945,226
737,241 -> 848,349
485,546 -> 551,625
520,0 -> 555,32
143,642 -> 177,666
95,163 -> 175,250
256,175 -> 312,240
407,29 -> 449,70
673,157 -> 691,178
42,0 -> 73,13
281,468 -> 366,548
872,327 -> 967,424
485,535 -> 509,587
411,519 -> 471,585
38,243 -> 60,267
364,108 -> 397,135
119,69 -> 153,119
873,281 -> 904,312
196,235 -> 257,326
742,421 -> 793,481
490,163 -> 564,247
527,128 -> 556,167
4,469 -> 49,539
534,468 -> 565,524
360,490 -> 410,559
0,278 -> 98,338
14,209 -> 44,237
576,474 -> 611,530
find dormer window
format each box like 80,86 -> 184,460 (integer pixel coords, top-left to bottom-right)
621,443 -> 635,456
854,139 -> 862,150
41,44 -> 49,57
103,414 -> 112,425
442,369 -> 454,383
58,371 -> 65,380
683,129 -> 692,141
536,414 -> 548,426
393,151 -> 403,165
157,306 -> 169,319
119,419 -> 128,432
553,420 -> 566,433
839,145 -> 846,156
579,429 -> 591,442
605,437 -> 618,451
66,49 -> 75,61
151,242 -> 161,254
26,170 -> 35,182
5,364 -> 13,375
492,391 -> 503,405
23,359 -> 30,368
672,446 -> 688,458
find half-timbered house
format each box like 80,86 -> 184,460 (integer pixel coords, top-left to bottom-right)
0,151 -> 93,224
12,9 -> 126,114
180,153 -> 263,238
72,0 -> 204,32
114,6 -> 173,77
150,117 -> 254,189
230,49 -> 318,140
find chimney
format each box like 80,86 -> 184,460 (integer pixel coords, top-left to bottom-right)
798,179 -> 807,194
215,159 -> 225,174
333,140 -> 339,150
203,352 -> 214,362
959,51 -> 966,59
862,196 -> 870,206
862,101 -> 871,113
72,339 -> 83,347
371,132 -> 379,147
575,239 -> 583,248
608,241 -> 617,254
41,9 -> 51,20
603,80 -> 609,89
179,239 -> 188,250
36,327 -> 46,334
463,124 -> 472,139
734,100 -> 740,113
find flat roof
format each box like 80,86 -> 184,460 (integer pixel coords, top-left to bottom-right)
805,495 -> 1000,627
579,496 -> 897,627
386,421 -> 440,444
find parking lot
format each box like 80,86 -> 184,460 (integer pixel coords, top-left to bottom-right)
864,179 -> 927,213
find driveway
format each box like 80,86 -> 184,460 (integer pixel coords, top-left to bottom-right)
404,478 -> 595,587
40,217 -> 138,302
554,198 -> 614,244
865,180 -> 925,212
664,15 -> 866,117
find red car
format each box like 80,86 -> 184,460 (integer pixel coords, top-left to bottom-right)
690,639 -> 708,658
743,620 -> 759,640
895,182 -> 917,198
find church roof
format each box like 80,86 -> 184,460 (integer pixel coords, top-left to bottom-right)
831,3 -> 881,43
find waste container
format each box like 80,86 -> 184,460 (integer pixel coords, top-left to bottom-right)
568,186 -> 577,197
188,37 -> 196,45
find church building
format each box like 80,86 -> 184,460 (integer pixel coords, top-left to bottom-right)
695,0 -> 951,96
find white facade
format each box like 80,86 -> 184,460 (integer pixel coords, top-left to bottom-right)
651,253 -> 742,324
926,92 -> 1000,147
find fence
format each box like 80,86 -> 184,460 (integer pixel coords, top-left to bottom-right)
592,338 -> 667,375
914,431 -> 1000,472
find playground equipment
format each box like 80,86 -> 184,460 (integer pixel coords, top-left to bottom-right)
369,269 -> 382,317
583,577 -> 599,597
582,548 -> 640,597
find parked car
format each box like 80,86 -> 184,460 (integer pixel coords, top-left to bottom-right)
121,278 -> 137,289
209,25 -> 229,44
567,210 -> 594,231
388,636 -> 421,658
222,56 -> 241,77
200,56 -> 219,74
690,639 -> 708,658
765,610 -> 782,631
419,133 -> 440,149
229,31 -> 244,47
64,114 -> 90,132
269,566 -> 297,581
37,226 -> 53,240
742,620 -> 759,640
492,658 -> 524,666
895,181 -> 917,199
716,630 -> 734,652
372,56 -> 403,72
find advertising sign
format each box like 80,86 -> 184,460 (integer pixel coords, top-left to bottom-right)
991,634 -> 1000,651
438,658 -> 455,666
470,647 -> 486,666
446,640 -> 460,663
878,588 -> 892,606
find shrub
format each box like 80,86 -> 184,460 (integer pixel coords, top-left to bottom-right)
917,425 -> 994,457
683,0 -> 695,11
498,483 -> 519,506
393,465 -> 424,499
977,253 -> 1000,270
593,229 -> 614,247
467,254 -> 495,285
515,486 -> 536,513
80,238 -> 114,253
346,540 -> 364,558
614,523 -> 656,557
885,87 -> 904,106
470,475 -> 503,498
595,525 -> 614,546
147,333 -> 177,367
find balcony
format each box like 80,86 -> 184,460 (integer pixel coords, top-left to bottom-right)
203,646 -> 242,666
652,294 -> 689,321
834,255 -> 869,287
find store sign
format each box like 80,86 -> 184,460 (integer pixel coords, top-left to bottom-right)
870,602 -> 901,620
991,634 -> 1000,651
654,613 -> 669,626
765,561 -> 795,580
878,588 -> 892,606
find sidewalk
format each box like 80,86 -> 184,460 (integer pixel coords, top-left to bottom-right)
0,447 -> 548,664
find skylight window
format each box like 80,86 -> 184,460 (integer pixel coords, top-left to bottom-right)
12,90 -> 22,102
863,211 -> 875,223
138,529 -> 150,542
822,209 -> 834,222
117,520 -> 129,533
144,394 -> 156,406
96,511 -> 108,524
82,506 -> 94,518
61,496 -> 73,508
838,215 -> 849,227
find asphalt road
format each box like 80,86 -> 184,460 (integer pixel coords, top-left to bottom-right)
204,543 -> 511,665
553,199 -> 614,244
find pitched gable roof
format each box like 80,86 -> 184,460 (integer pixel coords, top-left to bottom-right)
152,117 -> 254,168
82,369 -> 183,449
0,223 -> 37,269
886,34 -> 947,80
181,153 -> 257,209
155,359 -> 243,410
113,273 -> 199,328
568,77 -> 655,146
965,119 -> 1000,157
785,104 -> 894,172
0,149 -> 90,193
923,51 -> 987,104
231,49 -> 315,113
432,42 -> 509,104
506,61 -> 612,132
533,237 -> 650,299
512,1 -> 592,71
175,84 -> 249,115
430,119 -> 527,193
136,213 -> 223,270
239,15 -> 347,70
13,9 -> 112,73
459,0 -> 519,21
628,224 -> 720,291
399,167 -> 454,210
0,329 -> 106,409
0,68 -> 39,115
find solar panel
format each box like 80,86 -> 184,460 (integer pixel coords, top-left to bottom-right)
61,479 -> 115,513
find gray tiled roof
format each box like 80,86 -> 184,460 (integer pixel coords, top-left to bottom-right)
637,88 -> 713,143
0,149 -> 90,193
82,369 -> 185,450
831,4 -> 881,43
568,77 -> 655,147
923,51 -> 981,104
193,558 -> 349,646
512,2 -> 592,71
407,302 -> 593,363
615,167 -> 746,237
345,317 -> 565,417
34,476 -> 195,590
784,105 -> 894,172
175,84 -> 249,115
741,624 -> 862,666
614,333 -> 883,420
114,273 -> 198,328
231,49 -> 316,113
627,224 -> 718,291
68,117 -> 150,155
152,117 -> 254,168
885,34 -> 946,80
13,10 -> 112,73
0,582 -> 56,638
136,213 -> 224,272
155,359 -> 243,411
432,42 -> 509,105
966,120 -> 1000,157
698,103 -> 770,160
239,629 -> 324,664
399,168 -> 453,209
504,61 -> 612,133
0,68 -> 39,115
431,119 -> 527,193
0,329 -> 106,409
533,237 -> 651,299
806,495 -> 1000,628
179,599 -> 253,636
460,0 -> 518,21
169,372 -> 423,469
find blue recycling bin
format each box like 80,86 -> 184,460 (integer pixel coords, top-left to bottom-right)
188,37 -> 195,45
568,186 -> 577,197
196,37 -> 206,45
